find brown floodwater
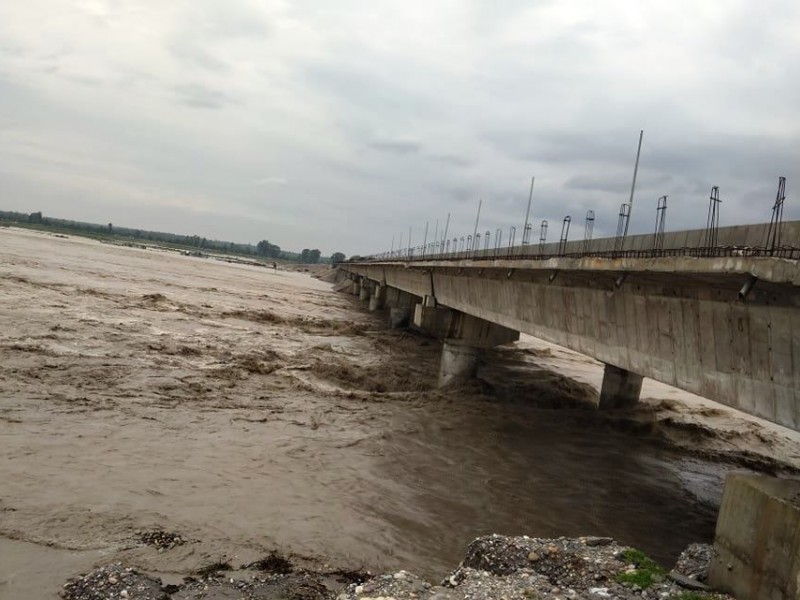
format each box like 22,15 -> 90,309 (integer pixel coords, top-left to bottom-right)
1,227 -> 789,599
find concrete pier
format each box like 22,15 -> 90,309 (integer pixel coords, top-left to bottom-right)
358,280 -> 371,301
384,287 -> 418,329
709,474 -> 800,600
411,304 -> 519,386
412,303 -> 452,337
439,342 -> 480,386
389,307 -> 411,329
598,364 -> 643,410
368,284 -> 385,312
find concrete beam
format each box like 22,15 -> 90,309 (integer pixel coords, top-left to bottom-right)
384,287 -> 417,309
598,364 -> 643,410
447,310 -> 520,348
413,304 -> 520,347
709,474 -> 800,600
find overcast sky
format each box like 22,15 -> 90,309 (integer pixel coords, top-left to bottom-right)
1,1 -> 798,255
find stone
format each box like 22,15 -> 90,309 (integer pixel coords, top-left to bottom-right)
583,537 -> 614,547
667,571 -> 709,591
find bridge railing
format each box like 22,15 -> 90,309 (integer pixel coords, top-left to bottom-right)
356,244 -> 800,264
352,221 -> 800,264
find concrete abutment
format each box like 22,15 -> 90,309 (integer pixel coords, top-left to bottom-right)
709,474 -> 800,600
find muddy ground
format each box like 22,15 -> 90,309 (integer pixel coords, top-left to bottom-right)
1,227 -> 798,599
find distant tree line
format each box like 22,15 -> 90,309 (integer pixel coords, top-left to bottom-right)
0,210 -> 346,264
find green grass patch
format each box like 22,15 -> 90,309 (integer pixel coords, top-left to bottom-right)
614,548 -> 666,589
674,593 -> 716,600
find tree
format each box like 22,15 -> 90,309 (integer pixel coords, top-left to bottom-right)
308,249 -> 321,263
300,248 -> 311,263
257,240 -> 281,258
331,252 -> 346,264
28,211 -> 43,224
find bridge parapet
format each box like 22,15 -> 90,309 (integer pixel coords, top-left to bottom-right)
362,220 -> 800,264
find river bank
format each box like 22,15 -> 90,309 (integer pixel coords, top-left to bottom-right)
58,535 -> 733,600
1,227 -> 797,598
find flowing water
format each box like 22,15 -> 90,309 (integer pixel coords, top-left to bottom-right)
1,227 -> 786,599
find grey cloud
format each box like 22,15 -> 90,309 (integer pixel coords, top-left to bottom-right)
301,63 -> 443,122
431,154 -> 474,167
0,1 -> 799,256
367,140 -> 421,155
172,83 -> 237,109
168,42 -> 230,73
565,175 -> 630,194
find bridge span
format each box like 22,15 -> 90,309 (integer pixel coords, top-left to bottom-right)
337,221 -> 800,432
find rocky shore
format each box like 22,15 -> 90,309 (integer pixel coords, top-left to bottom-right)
60,535 -> 734,600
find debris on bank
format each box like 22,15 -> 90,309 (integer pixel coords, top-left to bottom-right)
61,536 -> 734,600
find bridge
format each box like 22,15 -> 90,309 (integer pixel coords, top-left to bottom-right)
337,221 -> 800,432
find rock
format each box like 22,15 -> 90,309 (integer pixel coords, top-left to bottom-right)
527,552 -> 538,562
668,570 -> 710,591
673,542 -> 712,582
583,537 -> 614,547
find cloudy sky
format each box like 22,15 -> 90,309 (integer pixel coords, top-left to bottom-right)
1,1 -> 798,255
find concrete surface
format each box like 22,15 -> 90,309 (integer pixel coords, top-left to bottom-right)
709,474 -> 800,600
599,364 -> 644,410
439,342 -> 480,386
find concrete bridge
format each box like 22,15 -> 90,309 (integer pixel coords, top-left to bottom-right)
337,221 -> 800,432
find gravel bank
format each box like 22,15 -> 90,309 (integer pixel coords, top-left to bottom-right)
60,535 -> 734,600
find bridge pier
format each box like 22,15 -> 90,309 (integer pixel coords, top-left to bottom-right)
412,303 -> 519,386
440,342 -> 480,386
598,363 -> 643,410
351,279 -> 361,296
358,278 -> 371,302
368,283 -> 385,312
385,287 -> 416,328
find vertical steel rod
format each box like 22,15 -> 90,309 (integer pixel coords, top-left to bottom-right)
523,176 -> 535,242
472,199 -> 482,252
622,130 -> 644,245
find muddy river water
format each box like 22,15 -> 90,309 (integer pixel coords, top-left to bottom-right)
1,228 -> 797,599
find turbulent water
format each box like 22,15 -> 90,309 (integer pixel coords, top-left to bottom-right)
0,227 -> 786,598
